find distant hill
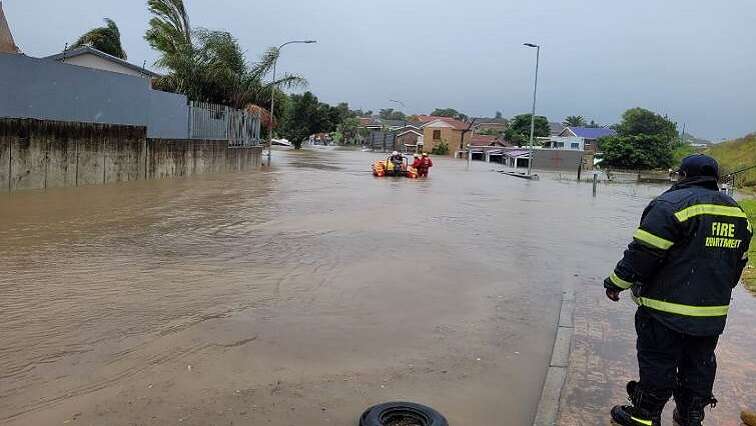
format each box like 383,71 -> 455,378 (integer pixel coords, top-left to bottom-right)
681,132 -> 712,146
704,133 -> 756,189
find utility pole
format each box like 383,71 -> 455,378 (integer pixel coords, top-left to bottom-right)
267,40 -> 317,166
524,43 -> 540,176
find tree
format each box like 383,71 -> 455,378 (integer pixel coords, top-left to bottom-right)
602,135 -> 673,170
146,0 -> 306,113
504,114 -> 550,147
601,107 -> 678,170
72,18 -> 127,59
280,92 -> 320,149
337,117 -> 361,144
586,120 -> 601,128
431,139 -> 449,155
279,92 -> 343,149
615,107 -> 678,140
379,108 -> 406,121
431,108 -> 468,121
495,111 -> 503,119
563,115 -> 587,127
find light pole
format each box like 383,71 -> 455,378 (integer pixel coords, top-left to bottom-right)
388,99 -> 407,152
524,42 -> 540,176
267,40 -> 317,166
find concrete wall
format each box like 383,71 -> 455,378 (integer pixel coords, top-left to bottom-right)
0,119 -> 261,192
0,53 -> 190,139
0,53 -> 150,126
147,91 -> 189,139
531,149 -> 585,172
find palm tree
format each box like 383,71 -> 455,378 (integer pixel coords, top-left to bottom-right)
145,0 -> 306,112
145,0 -> 196,97
72,18 -> 127,59
563,115 -> 588,127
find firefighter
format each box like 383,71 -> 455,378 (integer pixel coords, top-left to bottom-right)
411,153 -> 423,169
605,154 -> 752,426
389,151 -> 404,176
417,153 -> 433,177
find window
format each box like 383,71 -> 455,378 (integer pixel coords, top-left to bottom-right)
571,143 -> 580,149
433,130 -> 441,140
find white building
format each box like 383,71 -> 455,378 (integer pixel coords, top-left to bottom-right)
45,46 -> 159,79
539,136 -> 585,151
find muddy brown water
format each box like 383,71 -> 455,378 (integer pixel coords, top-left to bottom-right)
0,148 -> 739,425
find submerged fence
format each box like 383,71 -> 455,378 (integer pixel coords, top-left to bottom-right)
188,101 -> 262,147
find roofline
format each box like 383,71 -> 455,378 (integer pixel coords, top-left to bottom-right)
45,46 -> 160,78
397,130 -> 423,137
421,118 -> 466,130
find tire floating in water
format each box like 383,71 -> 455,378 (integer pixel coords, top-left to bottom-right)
359,402 -> 448,426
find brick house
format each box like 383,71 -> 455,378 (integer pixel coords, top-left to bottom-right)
420,117 -> 472,156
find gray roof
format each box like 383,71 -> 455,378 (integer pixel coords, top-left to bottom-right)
549,122 -> 566,136
45,46 -> 160,78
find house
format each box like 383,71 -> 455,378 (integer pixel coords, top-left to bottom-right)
540,136 -> 585,151
394,124 -> 424,153
503,149 -> 531,168
468,134 -> 511,162
420,117 -> 472,156
469,134 -> 506,147
358,117 -> 383,131
472,117 -> 508,134
0,1 -> 19,54
559,127 -> 616,153
45,46 -> 159,79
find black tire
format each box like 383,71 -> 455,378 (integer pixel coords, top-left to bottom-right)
359,402 -> 448,426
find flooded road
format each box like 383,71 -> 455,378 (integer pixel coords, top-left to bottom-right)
1,148 -> 750,425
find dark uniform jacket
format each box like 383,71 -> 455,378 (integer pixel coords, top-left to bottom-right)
605,176 -> 752,336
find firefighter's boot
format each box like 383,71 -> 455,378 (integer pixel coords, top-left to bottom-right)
672,393 -> 717,426
610,381 -> 666,426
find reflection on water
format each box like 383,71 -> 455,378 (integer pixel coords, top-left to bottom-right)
2,149 -> 741,425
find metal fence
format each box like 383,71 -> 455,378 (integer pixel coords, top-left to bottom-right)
188,101 -> 262,147
365,131 -> 397,152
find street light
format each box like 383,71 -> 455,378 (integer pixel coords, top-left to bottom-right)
267,40 -> 317,166
524,42 -> 540,176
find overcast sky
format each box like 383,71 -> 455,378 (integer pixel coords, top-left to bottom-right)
5,0 -> 756,140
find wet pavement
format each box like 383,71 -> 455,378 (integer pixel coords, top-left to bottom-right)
0,148 -> 753,425
558,282 -> 756,426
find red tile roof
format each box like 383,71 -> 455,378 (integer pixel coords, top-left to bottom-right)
470,134 -> 499,146
418,116 -> 470,131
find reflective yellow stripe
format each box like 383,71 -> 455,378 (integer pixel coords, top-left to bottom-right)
631,416 -> 653,426
610,273 -> 633,289
675,204 -> 747,222
633,296 -> 729,317
634,229 -> 674,250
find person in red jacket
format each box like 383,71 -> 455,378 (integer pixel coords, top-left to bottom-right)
411,154 -> 422,169
417,153 -> 433,177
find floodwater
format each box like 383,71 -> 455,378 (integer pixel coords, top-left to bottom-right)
0,148 -> 743,425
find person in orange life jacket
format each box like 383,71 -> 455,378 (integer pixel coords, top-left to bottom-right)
411,154 -> 423,170
605,154 -> 752,426
389,151 -> 404,176
417,153 -> 433,177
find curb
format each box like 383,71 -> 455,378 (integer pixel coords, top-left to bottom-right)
533,286 -> 575,426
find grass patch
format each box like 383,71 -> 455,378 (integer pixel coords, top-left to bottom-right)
740,199 -> 756,290
705,134 -> 756,191
672,143 -> 697,165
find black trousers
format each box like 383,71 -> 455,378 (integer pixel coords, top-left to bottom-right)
635,308 -> 719,403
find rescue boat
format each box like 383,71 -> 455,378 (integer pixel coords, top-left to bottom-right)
372,158 -> 418,178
